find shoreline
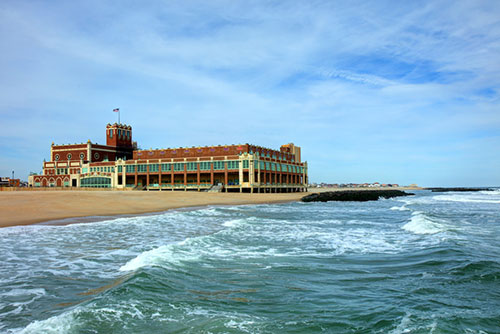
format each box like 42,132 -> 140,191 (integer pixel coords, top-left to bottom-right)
0,191 -> 307,228
0,187 -> 422,228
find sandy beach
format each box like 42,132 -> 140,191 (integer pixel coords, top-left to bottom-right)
0,187 -> 422,228
0,190 -> 307,228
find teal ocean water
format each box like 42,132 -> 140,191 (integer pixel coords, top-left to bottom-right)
1,190 -> 499,333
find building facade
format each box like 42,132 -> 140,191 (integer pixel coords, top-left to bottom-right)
29,123 -> 308,192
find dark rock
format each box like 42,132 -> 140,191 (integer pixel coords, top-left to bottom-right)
426,187 -> 492,192
301,190 -> 413,202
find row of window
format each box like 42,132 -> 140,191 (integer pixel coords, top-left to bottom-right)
122,161 -> 245,173
56,168 -> 68,175
258,162 -> 303,173
96,161 -> 304,174
109,129 -> 130,140
81,177 -> 111,188
54,153 -> 86,161
249,151 -> 295,162
89,166 -> 115,173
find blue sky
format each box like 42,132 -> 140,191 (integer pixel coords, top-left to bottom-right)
1,0 -> 499,186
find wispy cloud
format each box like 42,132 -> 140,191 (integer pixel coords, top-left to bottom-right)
1,0 -> 499,186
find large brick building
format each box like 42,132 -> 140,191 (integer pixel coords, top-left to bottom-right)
29,123 -> 308,192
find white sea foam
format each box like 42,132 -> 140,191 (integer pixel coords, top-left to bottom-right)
15,308 -> 79,334
3,288 -> 46,297
396,197 -> 436,206
389,313 -> 412,334
119,239 -> 200,271
433,194 -> 500,204
223,219 -> 244,227
402,212 -> 447,235
390,205 -> 410,211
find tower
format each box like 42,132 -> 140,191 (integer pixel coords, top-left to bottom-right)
280,143 -> 301,162
106,123 -> 133,148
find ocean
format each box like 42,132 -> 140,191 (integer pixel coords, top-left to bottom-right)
0,190 -> 499,333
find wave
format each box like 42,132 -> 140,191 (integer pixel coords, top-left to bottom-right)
433,194 -> 500,204
14,308 -> 79,334
402,212 -> 448,235
119,238 -> 200,272
390,205 -> 410,211
120,209 -> 459,273
388,313 -> 438,334
223,219 -> 244,227
480,189 -> 500,195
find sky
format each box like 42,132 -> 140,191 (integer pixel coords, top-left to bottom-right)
1,0 -> 499,186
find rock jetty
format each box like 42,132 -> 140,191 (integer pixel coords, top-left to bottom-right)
301,190 -> 413,202
426,187 -> 492,192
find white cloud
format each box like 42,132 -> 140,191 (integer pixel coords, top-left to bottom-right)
1,0 -> 499,185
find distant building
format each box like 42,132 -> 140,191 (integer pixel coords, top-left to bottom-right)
0,177 -> 21,187
28,123 -> 308,193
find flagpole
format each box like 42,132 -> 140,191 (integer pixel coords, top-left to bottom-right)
119,109 -> 120,124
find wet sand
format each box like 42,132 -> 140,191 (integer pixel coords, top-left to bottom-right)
0,191 -> 307,228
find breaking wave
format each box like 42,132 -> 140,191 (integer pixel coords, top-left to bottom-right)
402,212 -> 448,235
433,194 -> 500,204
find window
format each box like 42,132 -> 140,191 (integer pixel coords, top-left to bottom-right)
94,152 -> 100,159
266,162 -> 270,171
67,153 -> 72,160
118,166 -> 123,173
149,164 -> 159,172
80,153 -> 85,160
214,161 -> 225,170
187,162 -> 197,171
126,165 -> 135,173
227,161 -> 239,170
161,163 -> 171,172
81,177 -> 111,188
200,161 -> 211,170
54,154 -> 60,161
109,130 -> 113,138
260,161 -> 265,170
174,163 -> 184,171
137,164 -> 147,173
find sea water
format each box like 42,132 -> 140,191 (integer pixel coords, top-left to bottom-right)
0,190 -> 499,333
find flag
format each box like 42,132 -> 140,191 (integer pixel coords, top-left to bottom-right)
113,108 -> 119,112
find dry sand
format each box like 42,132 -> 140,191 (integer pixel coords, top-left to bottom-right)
0,190 -> 306,228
